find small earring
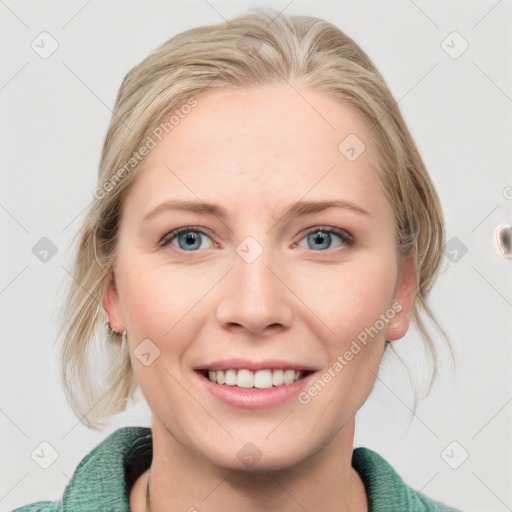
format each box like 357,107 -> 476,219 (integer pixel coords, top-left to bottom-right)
122,330 -> 128,345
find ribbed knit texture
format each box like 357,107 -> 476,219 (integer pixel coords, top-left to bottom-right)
11,427 -> 461,511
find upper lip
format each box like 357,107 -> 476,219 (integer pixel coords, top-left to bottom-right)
194,359 -> 319,372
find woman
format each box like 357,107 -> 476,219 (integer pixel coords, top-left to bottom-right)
13,9 -> 461,512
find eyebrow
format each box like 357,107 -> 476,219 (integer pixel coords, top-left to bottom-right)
142,198 -> 371,224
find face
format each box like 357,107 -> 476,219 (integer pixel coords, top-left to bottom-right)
105,84 -> 417,471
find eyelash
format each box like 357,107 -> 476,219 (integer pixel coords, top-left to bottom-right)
159,226 -> 354,252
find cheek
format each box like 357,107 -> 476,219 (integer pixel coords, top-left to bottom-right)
117,259 -> 219,395
118,259 -> 205,336
299,250 -> 398,348
118,262 -> 204,413
295,254 -> 396,424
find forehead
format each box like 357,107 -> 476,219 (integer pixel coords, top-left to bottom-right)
126,84 -> 390,220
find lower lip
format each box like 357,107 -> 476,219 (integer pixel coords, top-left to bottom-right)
196,371 -> 315,409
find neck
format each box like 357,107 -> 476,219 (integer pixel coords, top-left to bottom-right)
133,417 -> 367,512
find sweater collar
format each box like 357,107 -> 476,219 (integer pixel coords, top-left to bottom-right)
62,427 -> 152,511
61,426 -> 416,511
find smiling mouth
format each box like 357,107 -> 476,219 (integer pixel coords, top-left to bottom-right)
197,368 -> 313,389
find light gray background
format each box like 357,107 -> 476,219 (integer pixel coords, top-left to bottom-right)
1,1 -> 511,510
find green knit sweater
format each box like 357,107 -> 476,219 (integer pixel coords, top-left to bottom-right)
11,426 -> 461,511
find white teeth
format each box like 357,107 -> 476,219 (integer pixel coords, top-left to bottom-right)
237,369 -> 253,389
205,368 -> 305,388
225,369 -> 237,386
283,369 -> 296,385
253,369 -> 273,389
272,369 -> 284,386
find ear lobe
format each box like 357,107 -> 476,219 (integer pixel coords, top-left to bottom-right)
103,271 -> 125,333
385,248 -> 418,342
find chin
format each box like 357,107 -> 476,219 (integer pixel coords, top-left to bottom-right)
194,436 -> 316,474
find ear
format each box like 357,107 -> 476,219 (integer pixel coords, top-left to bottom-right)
385,247 -> 418,342
103,270 -> 126,333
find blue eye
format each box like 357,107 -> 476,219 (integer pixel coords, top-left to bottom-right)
160,228 -> 215,251
298,227 -> 353,251
160,226 -> 353,253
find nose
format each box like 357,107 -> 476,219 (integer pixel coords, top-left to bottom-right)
215,244 -> 294,336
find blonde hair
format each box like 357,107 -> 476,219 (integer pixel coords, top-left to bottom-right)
58,9 -> 451,429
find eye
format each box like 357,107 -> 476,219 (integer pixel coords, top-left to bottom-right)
295,226 -> 353,251
159,227 -> 217,251
159,226 -> 352,252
